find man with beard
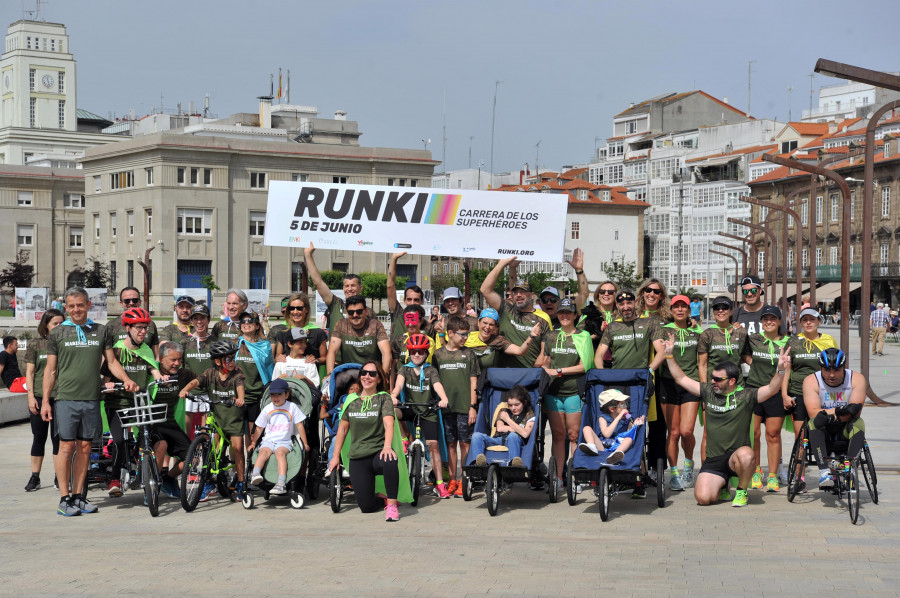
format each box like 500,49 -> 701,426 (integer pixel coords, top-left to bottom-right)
326,295 -> 391,375
160,295 -> 195,345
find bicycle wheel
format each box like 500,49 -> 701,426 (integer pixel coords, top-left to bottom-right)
547,457 -> 559,504
847,461 -> 860,525
566,458 -> 577,506
786,427 -> 807,503
598,467 -> 610,521
861,443 -> 878,504
143,455 -> 159,517
181,434 -> 210,512
216,450 -> 233,498
656,457 -> 666,508
329,467 -> 343,513
409,445 -> 423,507
486,464 -> 500,517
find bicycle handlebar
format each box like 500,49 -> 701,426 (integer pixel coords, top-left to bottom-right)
190,394 -> 235,408
100,378 -> 177,393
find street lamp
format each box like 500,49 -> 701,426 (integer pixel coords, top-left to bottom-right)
422,138 -> 431,151
717,232 -> 756,276
710,249 -> 740,304
713,240 -> 748,278
728,217 -> 779,305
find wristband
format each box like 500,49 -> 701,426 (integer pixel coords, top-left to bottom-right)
776,369 -> 786,374
575,269 -> 584,275
665,355 -> 674,359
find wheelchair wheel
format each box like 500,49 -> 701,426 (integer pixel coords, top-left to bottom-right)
847,460 -> 860,525
656,457 -> 666,508
861,443 -> 878,504
786,427 -> 808,503
461,474 -> 473,501
547,457 -> 559,504
409,445 -> 423,507
486,464 -> 500,516
329,467 -> 343,513
566,458 -> 577,506
143,456 -> 159,518
181,434 -> 210,512
598,467 -> 610,521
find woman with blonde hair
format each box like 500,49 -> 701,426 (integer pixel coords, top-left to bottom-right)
636,278 -> 672,323
274,293 -> 327,371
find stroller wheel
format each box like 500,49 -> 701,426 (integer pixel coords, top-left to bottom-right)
656,458 -> 666,508
306,472 -> 321,500
461,474 -> 473,501
242,491 -> 254,510
290,492 -> 304,509
566,458 -> 577,506
329,467 -> 343,513
598,468 -> 610,521
486,465 -> 501,516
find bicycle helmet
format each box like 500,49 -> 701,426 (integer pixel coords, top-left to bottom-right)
209,339 -> 238,359
190,304 -> 211,319
121,307 -> 151,326
819,348 -> 846,369
405,333 -> 431,351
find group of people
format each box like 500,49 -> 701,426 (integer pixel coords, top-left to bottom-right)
18,245 -> 869,521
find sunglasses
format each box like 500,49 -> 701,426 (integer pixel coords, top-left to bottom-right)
288,305 -> 307,312
454,330 -> 469,337
598,289 -> 616,296
644,288 -> 663,295
359,369 -> 379,378
541,296 -> 559,304
347,308 -> 365,316
122,297 -> 140,305
408,349 -> 428,355
239,318 -> 255,325
711,375 -> 730,383
713,306 -> 731,311
742,288 -> 760,296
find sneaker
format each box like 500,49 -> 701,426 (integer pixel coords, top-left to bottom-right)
606,450 -> 625,465
798,477 -> 807,494
72,495 -> 99,514
719,486 -> 732,501
271,483 -> 286,495
766,475 -> 780,493
433,482 -> 451,499
818,471 -> 834,489
233,482 -> 244,501
25,474 -> 40,492
385,503 -> 400,522
250,473 -> 264,486
578,442 -> 599,456
453,482 -> 464,498
648,468 -> 658,483
732,489 -> 748,507
474,454 -> 487,466
556,477 -> 566,492
632,485 -> 647,499
777,467 -> 789,486
57,496 -> 81,517
670,472 -> 685,492
107,479 -> 123,497
161,476 -> 181,499
575,483 -> 585,495
447,479 -> 458,495
510,457 -> 523,467
682,467 -> 694,489
750,468 -> 763,490
199,483 -> 216,502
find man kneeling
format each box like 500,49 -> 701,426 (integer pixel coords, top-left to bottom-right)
663,333 -> 790,507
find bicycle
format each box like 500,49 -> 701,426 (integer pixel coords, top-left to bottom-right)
180,394 -> 238,512
104,379 -> 175,517
401,400 -> 439,506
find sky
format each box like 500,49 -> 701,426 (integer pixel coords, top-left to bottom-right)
9,0 -> 900,174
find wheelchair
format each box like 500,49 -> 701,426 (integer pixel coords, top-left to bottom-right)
786,420 -> 877,524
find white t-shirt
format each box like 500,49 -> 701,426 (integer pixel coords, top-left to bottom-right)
254,401 -> 307,445
272,357 -> 320,388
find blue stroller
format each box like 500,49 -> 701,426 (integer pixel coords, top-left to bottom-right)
567,368 -> 665,520
314,363 -> 361,512
461,368 -> 550,516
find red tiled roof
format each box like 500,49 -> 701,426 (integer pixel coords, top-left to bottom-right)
784,122 -> 830,136
614,90 -> 750,120
492,182 -> 649,207
749,149 -> 900,185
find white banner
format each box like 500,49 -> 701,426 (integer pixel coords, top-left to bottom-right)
263,182 -> 568,262
243,289 -> 270,319
14,288 -> 48,321
85,288 -> 108,321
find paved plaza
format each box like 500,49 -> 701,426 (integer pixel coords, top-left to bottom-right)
1,328 -> 899,597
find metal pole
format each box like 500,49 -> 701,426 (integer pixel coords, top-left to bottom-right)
744,192 -> 804,311
717,232 -> 754,277
710,250 -> 739,304
712,240 -> 748,280
490,80 -> 501,190
727,218 -> 778,306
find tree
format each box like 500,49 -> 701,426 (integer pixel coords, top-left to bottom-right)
673,286 -> 700,298
358,272 -> 406,313
468,268 -> 507,297
523,271 -> 553,295
76,256 -> 113,291
430,273 -> 464,299
0,250 -> 35,292
601,259 -> 643,291
320,270 -> 346,290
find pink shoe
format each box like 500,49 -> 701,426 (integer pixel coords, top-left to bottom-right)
433,482 -> 451,499
402,439 -> 411,454
385,503 -> 400,522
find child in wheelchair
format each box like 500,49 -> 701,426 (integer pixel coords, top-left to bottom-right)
578,389 -> 645,464
247,378 -> 310,495
468,385 -> 536,468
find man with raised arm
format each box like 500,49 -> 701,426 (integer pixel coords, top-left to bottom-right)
386,251 -> 428,341
304,242 -> 362,329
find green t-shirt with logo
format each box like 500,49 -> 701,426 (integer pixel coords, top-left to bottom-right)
432,346 -> 480,414
467,333 -> 511,370
700,383 -> 757,458
340,391 -> 394,460
331,317 -> 388,367
159,323 -> 193,345
212,320 -> 242,342
153,368 -> 197,425
742,333 -> 789,389
24,338 -> 54,398
660,323 -> 702,381
399,364 -> 441,422
103,342 -> 157,409
599,317 -> 660,370
698,325 -> 748,378
47,322 -> 115,401
183,336 -> 216,396
107,319 -> 160,348
235,340 -> 271,403
195,367 -> 245,437
787,334 -> 836,396
541,329 -> 583,396
497,303 -> 549,368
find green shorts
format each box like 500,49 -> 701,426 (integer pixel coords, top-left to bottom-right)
211,403 -> 244,439
544,394 -> 583,414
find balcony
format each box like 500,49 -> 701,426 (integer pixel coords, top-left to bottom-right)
774,263 -> 898,283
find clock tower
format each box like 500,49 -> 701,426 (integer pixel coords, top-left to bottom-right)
1,20 -> 76,131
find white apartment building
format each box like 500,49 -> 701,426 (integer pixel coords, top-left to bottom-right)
802,79 -> 900,123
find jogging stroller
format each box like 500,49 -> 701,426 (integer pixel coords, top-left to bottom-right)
241,376 -> 319,510
313,363 -> 362,512
461,367 -> 550,516
567,368 -> 665,520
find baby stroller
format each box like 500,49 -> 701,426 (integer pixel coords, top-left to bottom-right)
461,368 -> 550,516
241,377 -> 318,510
567,368 -> 665,520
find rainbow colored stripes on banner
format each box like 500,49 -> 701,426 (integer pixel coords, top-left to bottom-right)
424,194 -> 462,225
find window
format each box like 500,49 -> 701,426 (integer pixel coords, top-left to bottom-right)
29,69 -> 34,91
58,72 -> 64,93
333,176 -> 347,184
880,244 -> 889,263
802,248 -> 808,267
760,205 -> 768,221
292,173 -> 308,182
177,167 -> 186,185
17,225 -> 33,246
780,140 -> 798,154
816,247 -> 822,265
177,208 -> 212,235
801,202 -> 808,225
831,194 -> 839,222
850,191 -> 855,220
93,214 -> 100,238
64,194 -> 84,208
190,167 -> 199,185
249,261 -> 267,289
882,186 -> 891,217
249,211 -> 266,236
145,167 -> 154,185
453,262 -> 460,275
602,190 -> 611,201
250,172 -> 267,189
29,98 -> 35,127
127,211 -> 134,236
58,100 -> 65,128
571,221 -> 580,240
578,190 -> 587,201
145,209 -> 152,236
626,121 -> 636,134
410,180 -> 417,187
443,263 -> 450,275
787,249 -> 794,267
203,168 -> 211,186
109,170 -> 134,189
26,36 -> 31,49
816,196 -> 823,224
432,263 -> 437,276
850,245 -> 854,264
17,191 -> 33,206
614,230 -> 619,241
110,261 -> 116,288
127,260 -> 134,287
110,213 -> 117,238
68,226 -> 83,248
830,246 -> 838,265
93,175 -> 101,193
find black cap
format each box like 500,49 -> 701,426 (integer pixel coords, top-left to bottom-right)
615,289 -> 636,302
740,275 -> 762,287
557,298 -> 577,313
760,305 -> 782,319
711,295 -> 734,309
175,295 -> 195,306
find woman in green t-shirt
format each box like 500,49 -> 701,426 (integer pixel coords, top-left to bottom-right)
782,308 -> 837,435
24,308 -> 64,492
235,311 -> 274,448
328,361 -> 402,521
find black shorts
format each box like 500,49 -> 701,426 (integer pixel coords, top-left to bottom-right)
397,406 -> 439,442
700,449 -> 738,481
150,420 -> 191,460
660,377 -> 700,406
442,412 -> 473,444
784,394 -> 808,421
752,390 -> 787,419
244,402 -> 262,432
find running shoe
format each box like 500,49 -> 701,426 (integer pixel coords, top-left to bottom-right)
750,468 -> 763,490
578,442 -> 599,456
199,483 -> 216,502
447,479 -> 458,495
385,503 -> 400,522
25,474 -> 40,492
433,482 -> 451,499
777,466 -> 789,486
453,482 -> 464,498
732,489 -> 748,507
72,495 -> 99,514
766,475 -> 780,493
474,454 -> 487,466
648,468 -> 658,483
57,496 -> 81,517
818,471 -> 834,489
161,476 -> 181,498
670,471 -> 685,492
107,479 -> 123,497
233,482 -> 244,501
798,477 -> 807,494
682,463 -> 695,488
632,485 -> 647,499
250,473 -> 264,486
606,450 -> 625,465
510,457 -> 524,467
719,486 -> 732,501
270,483 -> 286,495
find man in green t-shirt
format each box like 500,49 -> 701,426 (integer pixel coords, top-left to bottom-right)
663,333 -> 790,508
304,242 -> 363,329
595,289 -> 666,371
42,287 -> 139,517
106,286 -> 160,354
327,296 -> 391,374
159,295 -> 195,345
386,251 -> 429,341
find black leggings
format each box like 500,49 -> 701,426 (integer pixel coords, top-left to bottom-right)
348,452 -> 400,513
106,404 -> 128,478
29,396 -> 59,457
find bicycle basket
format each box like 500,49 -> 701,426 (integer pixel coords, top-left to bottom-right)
116,404 -> 168,427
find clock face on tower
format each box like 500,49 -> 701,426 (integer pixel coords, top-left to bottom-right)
41,74 -> 54,89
